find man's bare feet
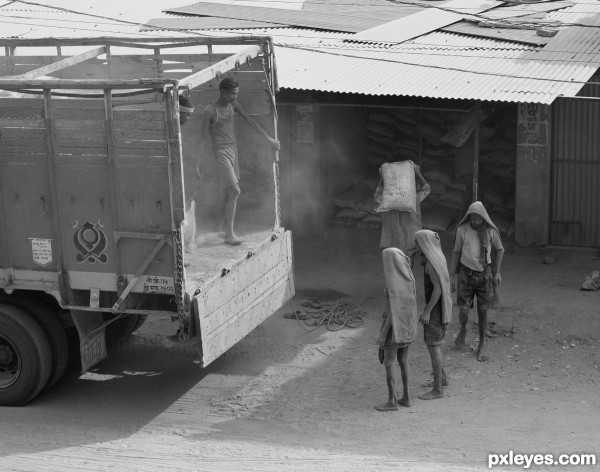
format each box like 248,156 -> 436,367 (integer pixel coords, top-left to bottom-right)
455,328 -> 467,348
477,349 -> 489,362
374,400 -> 399,411
395,396 -> 410,407
224,234 -> 244,246
419,389 -> 444,400
421,378 -> 449,388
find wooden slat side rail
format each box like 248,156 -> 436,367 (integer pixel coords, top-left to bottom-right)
10,47 -> 106,80
179,45 -> 262,91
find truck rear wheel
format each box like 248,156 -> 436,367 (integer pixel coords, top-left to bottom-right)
3,299 -> 69,390
103,313 -> 148,346
0,304 -> 52,406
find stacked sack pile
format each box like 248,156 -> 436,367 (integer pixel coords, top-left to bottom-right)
330,105 -> 516,237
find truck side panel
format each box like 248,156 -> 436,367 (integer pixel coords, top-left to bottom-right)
0,96 -> 180,298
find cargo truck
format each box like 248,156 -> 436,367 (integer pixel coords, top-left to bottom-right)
0,36 -> 294,406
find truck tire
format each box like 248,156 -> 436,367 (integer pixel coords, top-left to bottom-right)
102,313 -> 148,347
3,299 -> 69,390
0,304 -> 52,406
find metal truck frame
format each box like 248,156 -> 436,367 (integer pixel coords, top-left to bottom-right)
0,36 -> 294,406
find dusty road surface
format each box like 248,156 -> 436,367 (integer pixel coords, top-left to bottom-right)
1,227 -> 599,472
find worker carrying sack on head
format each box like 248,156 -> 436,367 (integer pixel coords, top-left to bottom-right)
374,159 -> 430,258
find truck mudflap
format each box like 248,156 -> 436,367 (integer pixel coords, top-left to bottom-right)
192,230 -> 294,367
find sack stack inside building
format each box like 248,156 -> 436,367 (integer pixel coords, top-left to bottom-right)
330,104 -> 516,237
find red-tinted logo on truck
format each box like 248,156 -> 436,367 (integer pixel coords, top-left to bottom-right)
73,220 -> 108,264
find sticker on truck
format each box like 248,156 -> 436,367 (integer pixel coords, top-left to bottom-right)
29,238 -> 53,267
73,220 -> 108,264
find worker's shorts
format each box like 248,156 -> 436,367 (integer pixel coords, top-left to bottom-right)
214,144 -> 239,188
456,264 -> 494,310
423,308 -> 447,346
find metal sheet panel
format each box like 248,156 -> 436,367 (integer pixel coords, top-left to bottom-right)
442,22 -> 551,46
166,1 -> 412,32
352,0 -> 499,43
551,98 -> 600,246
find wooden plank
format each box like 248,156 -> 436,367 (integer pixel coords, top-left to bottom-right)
53,120 -> 105,131
56,147 -> 108,156
115,147 -> 168,158
113,120 -> 166,132
0,107 -> 43,118
179,45 -> 262,91
113,129 -> 168,140
113,109 -> 165,122
0,126 -> 45,137
0,118 -> 45,127
53,108 -> 105,120
54,155 -> 108,167
195,231 -> 294,367
0,98 -> 44,108
115,155 -> 168,167
54,137 -> 106,147
1,141 -> 46,153
0,156 -> 47,166
50,99 -> 106,109
11,47 -> 106,80
54,128 -> 106,141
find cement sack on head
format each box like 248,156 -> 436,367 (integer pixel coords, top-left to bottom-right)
375,161 -> 417,213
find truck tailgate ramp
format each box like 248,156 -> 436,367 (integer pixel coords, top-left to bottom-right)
192,230 -> 293,367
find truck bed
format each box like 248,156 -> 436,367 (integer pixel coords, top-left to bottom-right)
184,228 -> 275,292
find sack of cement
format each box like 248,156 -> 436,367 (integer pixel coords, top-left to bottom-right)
375,161 -> 417,213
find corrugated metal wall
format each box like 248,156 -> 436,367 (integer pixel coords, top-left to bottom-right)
551,98 -> 600,247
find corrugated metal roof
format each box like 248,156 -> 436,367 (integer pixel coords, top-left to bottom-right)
146,0 -> 600,104
165,1 -> 419,33
274,29 -> 600,104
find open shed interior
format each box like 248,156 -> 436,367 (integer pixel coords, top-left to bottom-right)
317,101 -> 518,240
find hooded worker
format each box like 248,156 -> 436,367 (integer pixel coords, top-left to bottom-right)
450,201 -> 505,362
414,229 -> 452,400
375,248 -> 419,411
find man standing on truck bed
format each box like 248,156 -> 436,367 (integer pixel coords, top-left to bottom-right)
200,77 -> 280,246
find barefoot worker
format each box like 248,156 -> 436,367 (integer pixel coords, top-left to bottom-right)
415,229 -> 452,400
375,248 -> 419,411
450,201 -> 504,362
200,77 -> 280,246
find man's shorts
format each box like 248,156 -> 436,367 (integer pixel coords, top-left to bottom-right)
424,307 -> 447,346
456,264 -> 494,310
214,144 -> 239,188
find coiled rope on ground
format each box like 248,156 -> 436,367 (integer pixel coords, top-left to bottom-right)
286,299 -> 366,332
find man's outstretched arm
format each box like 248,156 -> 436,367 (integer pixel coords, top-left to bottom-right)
234,101 -> 280,150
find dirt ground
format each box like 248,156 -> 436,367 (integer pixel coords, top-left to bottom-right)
1,227 -> 599,472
